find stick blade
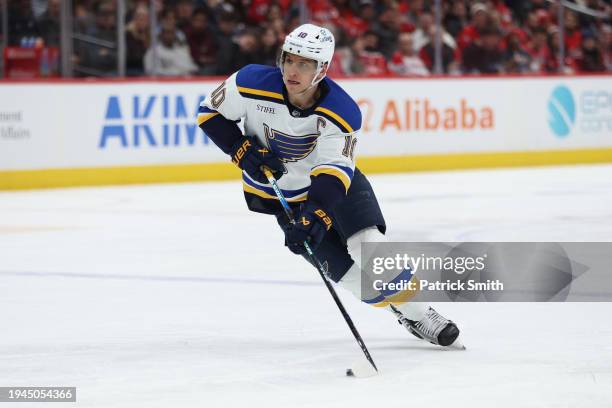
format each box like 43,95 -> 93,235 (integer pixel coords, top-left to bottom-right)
346,360 -> 378,378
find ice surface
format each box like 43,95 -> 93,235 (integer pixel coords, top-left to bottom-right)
1,164 -> 611,407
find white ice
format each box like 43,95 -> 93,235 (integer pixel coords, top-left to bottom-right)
1,164 -> 612,408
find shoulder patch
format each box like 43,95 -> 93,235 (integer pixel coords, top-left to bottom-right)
236,65 -> 285,104
315,78 -> 362,133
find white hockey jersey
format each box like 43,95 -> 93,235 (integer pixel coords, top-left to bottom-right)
198,64 -> 362,203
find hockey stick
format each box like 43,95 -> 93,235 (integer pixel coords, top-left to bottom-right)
262,168 -> 378,375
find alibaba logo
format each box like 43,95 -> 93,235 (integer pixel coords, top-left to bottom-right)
548,86 -> 576,138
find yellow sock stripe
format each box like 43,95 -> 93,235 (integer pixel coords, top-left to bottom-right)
237,86 -> 284,101
371,277 -> 421,308
197,112 -> 220,125
314,107 -> 354,133
310,166 -> 351,192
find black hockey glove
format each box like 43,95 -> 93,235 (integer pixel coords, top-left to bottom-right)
284,201 -> 333,255
230,136 -> 284,184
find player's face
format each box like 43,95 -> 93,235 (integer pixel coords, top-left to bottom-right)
282,53 -> 318,93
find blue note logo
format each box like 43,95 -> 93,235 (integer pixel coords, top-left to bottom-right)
263,123 -> 318,163
548,85 -> 575,138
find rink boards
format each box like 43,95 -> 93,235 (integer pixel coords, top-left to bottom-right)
0,75 -> 610,189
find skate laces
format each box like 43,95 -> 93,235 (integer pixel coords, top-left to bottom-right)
413,307 -> 449,340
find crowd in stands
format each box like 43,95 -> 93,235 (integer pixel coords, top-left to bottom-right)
4,0 -> 611,77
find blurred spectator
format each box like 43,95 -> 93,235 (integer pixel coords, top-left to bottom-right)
8,0 -> 40,45
215,28 -> 262,75
175,0 -> 195,33
185,7 -> 218,75
125,5 -> 150,76
159,7 -> 186,42
232,29 -> 263,70
504,28 -> 531,73
75,0 -> 117,76
38,0 -> 60,46
349,31 -> 389,75
414,11 -> 456,53
389,32 -> 429,76
462,26 -> 505,74
31,0 -> 48,19
260,27 -> 280,67
247,0 -> 291,25
214,11 -> 240,75
528,27 -> 553,73
457,2 -> 492,50
443,1 -> 468,39
73,0 -> 96,34
576,30 -> 605,72
371,7 -> 401,60
564,11 -> 583,60
602,24 -> 612,71
419,25 -> 459,74
144,18 -> 197,76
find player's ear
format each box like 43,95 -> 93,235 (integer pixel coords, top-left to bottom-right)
317,62 -> 329,80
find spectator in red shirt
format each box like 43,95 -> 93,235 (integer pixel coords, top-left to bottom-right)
389,32 -> 429,76
564,11 -> 583,60
346,31 -> 389,76
528,27 -> 553,73
457,2 -> 491,50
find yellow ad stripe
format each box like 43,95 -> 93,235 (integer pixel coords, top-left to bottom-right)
237,86 -> 284,101
315,107 -> 354,133
2,148 -> 612,190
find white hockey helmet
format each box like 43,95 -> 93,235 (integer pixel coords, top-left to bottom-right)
279,23 -> 335,86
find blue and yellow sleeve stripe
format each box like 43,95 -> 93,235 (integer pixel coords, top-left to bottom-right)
310,164 -> 354,193
242,174 -> 309,202
197,106 -> 219,126
237,86 -> 284,104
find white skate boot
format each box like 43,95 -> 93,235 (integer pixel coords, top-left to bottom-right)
390,304 -> 465,349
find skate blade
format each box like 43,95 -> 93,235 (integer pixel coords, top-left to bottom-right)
447,337 -> 466,350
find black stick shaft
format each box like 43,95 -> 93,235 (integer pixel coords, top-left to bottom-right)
263,169 -> 378,372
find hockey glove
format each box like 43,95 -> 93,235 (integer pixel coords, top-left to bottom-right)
284,201 -> 333,255
230,136 -> 284,184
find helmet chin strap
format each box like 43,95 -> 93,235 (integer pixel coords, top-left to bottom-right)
293,63 -> 326,97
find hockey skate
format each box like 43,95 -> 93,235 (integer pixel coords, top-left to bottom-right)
390,305 -> 465,349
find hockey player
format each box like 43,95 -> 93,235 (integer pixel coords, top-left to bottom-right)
198,23 -> 461,347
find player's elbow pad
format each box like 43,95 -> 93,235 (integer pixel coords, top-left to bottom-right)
198,113 -> 243,154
